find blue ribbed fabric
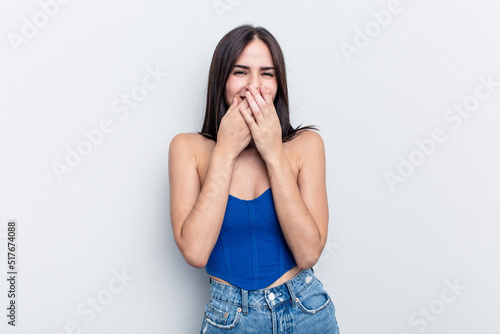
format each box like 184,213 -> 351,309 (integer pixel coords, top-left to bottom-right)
205,188 -> 297,290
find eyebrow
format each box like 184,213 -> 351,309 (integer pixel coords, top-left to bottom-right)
234,64 -> 275,71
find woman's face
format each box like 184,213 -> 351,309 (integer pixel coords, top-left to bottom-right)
225,39 -> 278,107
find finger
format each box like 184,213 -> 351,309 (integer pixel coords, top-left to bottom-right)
245,90 -> 264,122
226,96 -> 239,115
227,96 -> 249,118
240,105 -> 258,130
237,97 -> 249,110
241,101 -> 254,120
247,86 -> 267,110
249,86 -> 268,110
263,88 -> 274,107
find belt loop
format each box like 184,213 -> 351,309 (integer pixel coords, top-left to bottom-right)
241,289 -> 248,315
286,282 -> 296,307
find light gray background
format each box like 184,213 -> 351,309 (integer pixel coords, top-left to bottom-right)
1,0 -> 499,333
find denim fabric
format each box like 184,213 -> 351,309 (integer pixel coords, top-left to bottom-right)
200,269 -> 340,333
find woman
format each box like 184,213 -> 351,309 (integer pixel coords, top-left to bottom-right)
169,25 -> 340,333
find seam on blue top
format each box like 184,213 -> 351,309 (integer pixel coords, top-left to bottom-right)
206,186 -> 298,290
220,232 -> 233,283
254,202 -> 277,224
279,232 -> 284,275
220,199 -> 245,230
248,201 -> 259,290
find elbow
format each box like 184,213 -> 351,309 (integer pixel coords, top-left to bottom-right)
296,257 -> 318,270
295,247 -> 323,270
187,259 -> 207,269
175,232 -> 211,268
295,253 -> 320,270
181,248 -> 210,269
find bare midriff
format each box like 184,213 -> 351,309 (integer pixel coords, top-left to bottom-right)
209,265 -> 302,290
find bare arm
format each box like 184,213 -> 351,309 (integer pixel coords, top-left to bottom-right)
169,97 -> 250,268
264,131 -> 328,269
240,86 -> 328,269
169,136 -> 235,268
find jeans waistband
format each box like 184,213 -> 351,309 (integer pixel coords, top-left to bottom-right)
209,268 -> 315,315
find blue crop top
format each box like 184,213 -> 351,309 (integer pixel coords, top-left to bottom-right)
205,188 -> 297,290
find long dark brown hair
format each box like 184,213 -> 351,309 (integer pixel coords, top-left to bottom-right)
200,24 -> 317,142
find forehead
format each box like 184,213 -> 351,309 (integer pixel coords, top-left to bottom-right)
235,39 -> 274,66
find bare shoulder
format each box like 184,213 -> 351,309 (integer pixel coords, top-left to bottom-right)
170,132 -> 213,147
285,130 -> 325,156
169,133 -> 216,166
292,129 -> 324,145
169,133 -> 215,153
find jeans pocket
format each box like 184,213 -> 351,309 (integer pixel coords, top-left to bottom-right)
296,278 -> 332,315
203,300 -> 242,330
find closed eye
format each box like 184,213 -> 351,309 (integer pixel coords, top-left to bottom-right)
234,70 -> 273,77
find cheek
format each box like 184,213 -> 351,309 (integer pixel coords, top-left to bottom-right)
225,79 -> 241,101
268,80 -> 278,101
226,77 -> 245,91
224,81 -> 234,105
269,85 -> 278,102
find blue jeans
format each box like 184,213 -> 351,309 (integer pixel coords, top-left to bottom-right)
200,268 -> 340,333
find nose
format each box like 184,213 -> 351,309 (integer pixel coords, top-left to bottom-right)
246,73 -> 261,91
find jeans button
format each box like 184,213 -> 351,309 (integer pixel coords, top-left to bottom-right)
268,292 -> 275,301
